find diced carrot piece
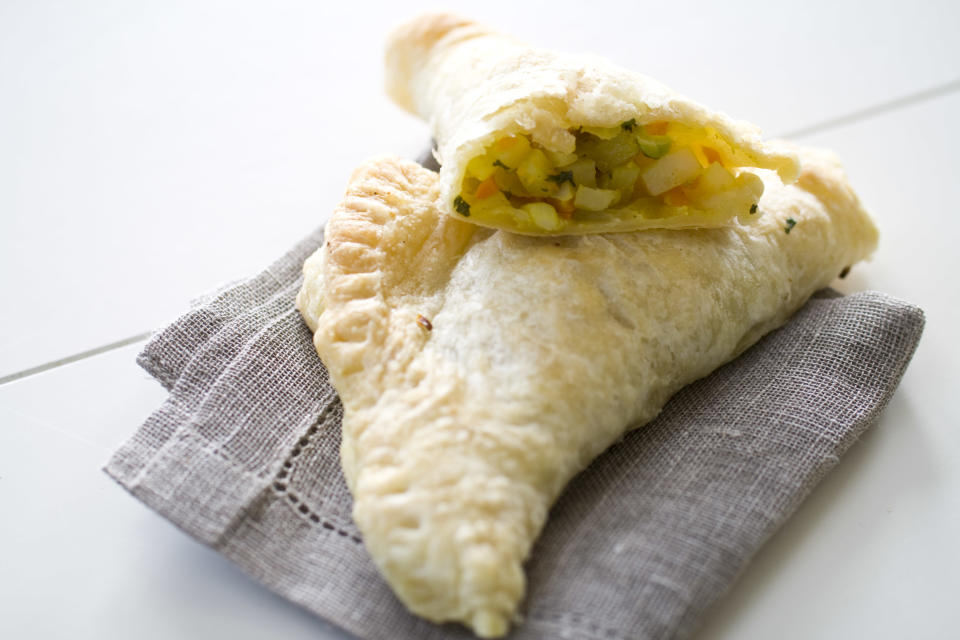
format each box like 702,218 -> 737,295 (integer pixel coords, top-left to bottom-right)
495,136 -> 518,150
475,176 -> 499,199
662,187 -> 689,207
644,121 -> 669,135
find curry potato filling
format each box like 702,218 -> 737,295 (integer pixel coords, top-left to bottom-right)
455,120 -> 766,233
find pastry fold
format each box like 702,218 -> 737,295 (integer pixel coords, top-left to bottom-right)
386,14 -> 801,235
296,148 -> 877,637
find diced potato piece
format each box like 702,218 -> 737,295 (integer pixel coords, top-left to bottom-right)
466,155 -> 496,181
545,148 -> 578,166
516,149 -> 553,195
574,186 -> 619,211
641,148 -> 703,196
694,162 -> 736,195
510,206 -> 531,226
562,158 -> 595,188
623,196 -> 661,218
493,135 -> 532,170
696,186 -> 751,213
695,173 -> 765,214
523,202 -> 564,231
472,190 -> 512,216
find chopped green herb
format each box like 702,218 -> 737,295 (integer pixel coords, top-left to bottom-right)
546,170 -> 575,187
749,203 -> 758,214
621,118 -> 637,132
492,159 -> 510,170
453,196 -> 471,217
839,266 -> 851,279
784,217 -> 797,234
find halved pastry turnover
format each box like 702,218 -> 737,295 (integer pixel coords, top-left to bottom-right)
296,148 -> 877,636
385,14 -> 801,235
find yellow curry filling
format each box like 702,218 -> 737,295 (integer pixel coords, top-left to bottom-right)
455,120 -> 765,233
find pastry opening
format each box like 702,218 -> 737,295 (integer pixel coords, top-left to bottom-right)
455,120 -> 765,233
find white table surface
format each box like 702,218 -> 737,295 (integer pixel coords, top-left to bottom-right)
2,1 -> 958,638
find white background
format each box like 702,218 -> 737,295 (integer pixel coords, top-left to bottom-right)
2,1 -> 958,638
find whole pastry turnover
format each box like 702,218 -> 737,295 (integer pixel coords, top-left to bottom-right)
296,148 -> 878,636
386,14 -> 801,235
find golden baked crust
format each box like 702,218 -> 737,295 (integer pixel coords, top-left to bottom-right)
385,13 -> 801,234
296,150 -> 878,637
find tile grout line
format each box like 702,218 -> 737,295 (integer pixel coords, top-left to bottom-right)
0,331 -> 152,386
779,78 -> 960,139
3,79 -> 957,387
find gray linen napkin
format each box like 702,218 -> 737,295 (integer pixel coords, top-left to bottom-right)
107,224 -> 924,640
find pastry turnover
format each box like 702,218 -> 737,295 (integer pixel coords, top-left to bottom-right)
386,14 -> 800,235
296,148 -> 878,636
